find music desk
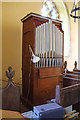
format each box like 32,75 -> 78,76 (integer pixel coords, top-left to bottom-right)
0,110 -> 29,119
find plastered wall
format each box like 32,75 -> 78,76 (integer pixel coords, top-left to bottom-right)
2,2 -> 42,88
2,2 -> 79,89
0,2 -> 2,110
0,2 -> 2,85
64,2 -> 78,71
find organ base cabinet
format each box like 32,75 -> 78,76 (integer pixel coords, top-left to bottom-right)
21,13 -> 64,107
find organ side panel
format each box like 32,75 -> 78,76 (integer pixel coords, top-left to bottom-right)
22,17 -> 35,105
21,13 -> 64,107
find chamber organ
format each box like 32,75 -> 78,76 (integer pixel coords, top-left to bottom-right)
21,13 -> 64,107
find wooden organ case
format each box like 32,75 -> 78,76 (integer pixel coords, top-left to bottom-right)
21,13 -> 64,107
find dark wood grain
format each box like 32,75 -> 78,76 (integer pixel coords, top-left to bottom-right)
63,61 -> 80,112
39,67 -> 62,79
2,67 -> 20,112
2,84 -> 20,112
55,84 -> 80,108
21,13 -> 64,107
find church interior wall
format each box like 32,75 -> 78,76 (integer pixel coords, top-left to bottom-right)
2,2 -> 78,90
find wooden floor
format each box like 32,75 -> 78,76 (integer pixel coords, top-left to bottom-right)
1,110 -> 25,119
1,103 -> 29,119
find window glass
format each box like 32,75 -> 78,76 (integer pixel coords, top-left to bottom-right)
41,0 -> 59,19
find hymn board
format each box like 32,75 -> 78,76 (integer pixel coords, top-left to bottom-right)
21,13 -> 64,107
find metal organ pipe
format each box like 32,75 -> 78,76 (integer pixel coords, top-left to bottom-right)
35,21 -> 63,68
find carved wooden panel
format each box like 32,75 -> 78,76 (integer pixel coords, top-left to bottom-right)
2,67 -> 20,112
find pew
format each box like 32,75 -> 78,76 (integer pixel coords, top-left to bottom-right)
55,84 -> 80,108
56,61 -> 80,113
63,61 -> 80,87
2,67 -> 20,112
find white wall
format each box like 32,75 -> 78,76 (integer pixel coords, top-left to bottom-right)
64,2 -> 78,71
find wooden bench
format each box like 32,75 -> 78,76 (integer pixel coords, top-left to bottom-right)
55,84 -> 80,108
55,84 -> 80,119
63,61 -> 80,87
2,66 -> 20,112
62,61 -> 80,112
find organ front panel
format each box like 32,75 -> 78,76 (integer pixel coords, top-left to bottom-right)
21,13 -> 64,107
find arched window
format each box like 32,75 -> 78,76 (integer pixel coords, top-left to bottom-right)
41,0 -> 59,19
41,0 -> 71,57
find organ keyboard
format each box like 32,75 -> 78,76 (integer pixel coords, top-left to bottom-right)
21,13 -> 64,108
